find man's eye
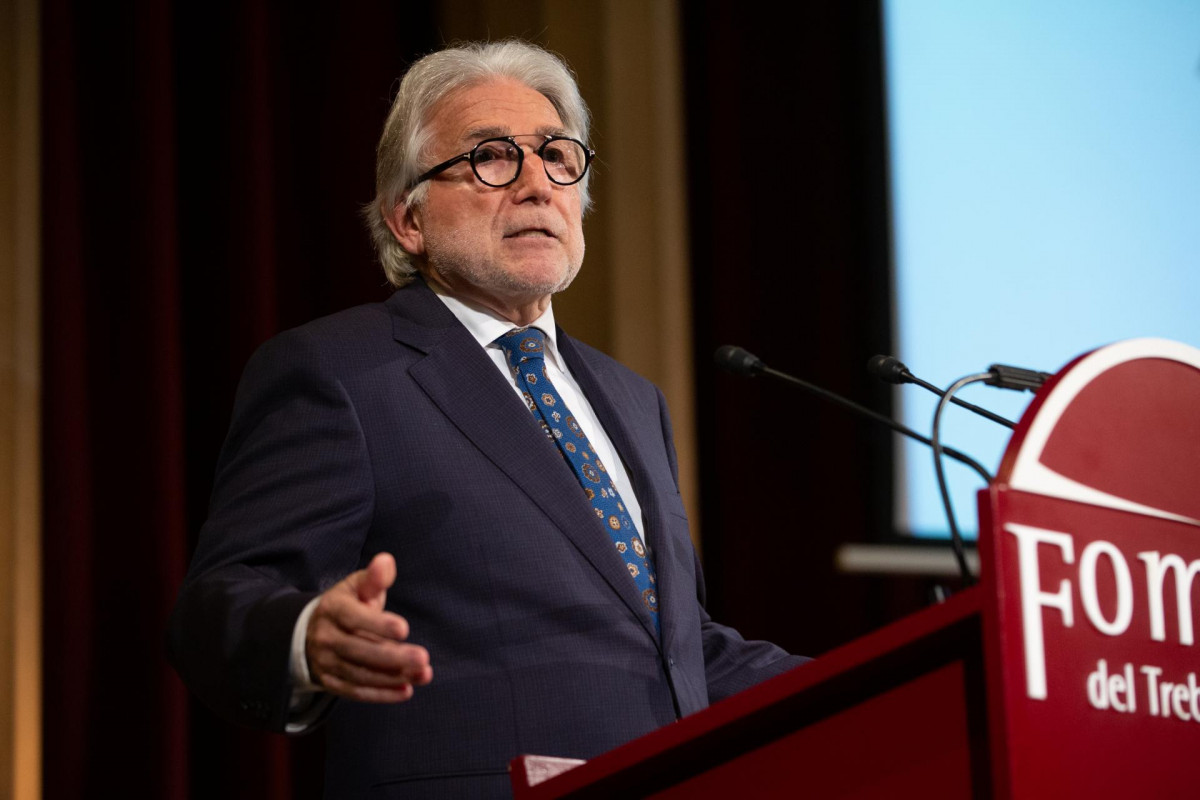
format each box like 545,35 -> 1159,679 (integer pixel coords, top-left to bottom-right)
475,142 -> 518,164
543,143 -> 581,174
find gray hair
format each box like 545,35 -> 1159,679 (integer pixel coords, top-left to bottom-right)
366,40 -> 593,287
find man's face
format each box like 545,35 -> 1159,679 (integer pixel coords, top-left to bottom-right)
390,78 -> 586,318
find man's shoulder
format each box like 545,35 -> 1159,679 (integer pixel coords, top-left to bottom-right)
251,283 -> 447,374
256,300 -> 394,371
288,298 -> 394,341
559,331 -> 662,399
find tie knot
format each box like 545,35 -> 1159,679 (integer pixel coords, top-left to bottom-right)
497,327 -> 547,366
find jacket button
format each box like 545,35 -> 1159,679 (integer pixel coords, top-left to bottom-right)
668,657 -> 675,668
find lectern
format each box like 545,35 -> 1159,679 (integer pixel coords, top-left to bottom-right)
511,338 -> 1200,798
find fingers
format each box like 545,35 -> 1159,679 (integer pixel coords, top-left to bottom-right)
304,553 -> 432,704
354,552 -> 396,605
308,636 -> 433,702
329,630 -> 430,676
317,674 -> 417,704
322,591 -> 409,642
308,618 -> 430,678
308,635 -> 433,696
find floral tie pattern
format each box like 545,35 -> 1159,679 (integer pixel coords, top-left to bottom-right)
497,327 -> 660,634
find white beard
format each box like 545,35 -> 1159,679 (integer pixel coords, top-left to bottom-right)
421,223 -> 584,300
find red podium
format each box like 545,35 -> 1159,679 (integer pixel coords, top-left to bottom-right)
511,339 -> 1200,798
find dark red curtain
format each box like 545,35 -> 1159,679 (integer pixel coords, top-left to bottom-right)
41,2 -> 437,797
681,2 -> 937,658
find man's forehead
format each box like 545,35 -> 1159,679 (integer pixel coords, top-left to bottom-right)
429,78 -> 567,146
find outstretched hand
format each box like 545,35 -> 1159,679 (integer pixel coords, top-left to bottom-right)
305,553 -> 433,702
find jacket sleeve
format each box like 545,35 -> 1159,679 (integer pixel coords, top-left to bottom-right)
166,328 -> 375,731
695,551 -> 812,704
653,385 -> 811,703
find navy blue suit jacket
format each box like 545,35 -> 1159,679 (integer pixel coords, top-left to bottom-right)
168,279 -> 805,797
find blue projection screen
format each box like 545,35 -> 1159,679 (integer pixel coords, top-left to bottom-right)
883,1 -> 1200,538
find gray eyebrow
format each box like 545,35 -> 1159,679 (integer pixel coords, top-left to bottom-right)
463,126 -> 508,142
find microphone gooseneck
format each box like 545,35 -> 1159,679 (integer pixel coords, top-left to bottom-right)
715,346 -> 994,485
868,354 -> 1016,430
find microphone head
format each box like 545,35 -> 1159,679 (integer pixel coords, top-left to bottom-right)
714,345 -> 765,377
867,354 -> 912,385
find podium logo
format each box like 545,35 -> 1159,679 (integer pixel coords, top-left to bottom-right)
1006,522 -> 1199,701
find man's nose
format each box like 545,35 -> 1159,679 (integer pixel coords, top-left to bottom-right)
510,148 -> 554,202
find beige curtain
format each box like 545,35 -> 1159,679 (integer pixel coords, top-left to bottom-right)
0,0 -> 42,796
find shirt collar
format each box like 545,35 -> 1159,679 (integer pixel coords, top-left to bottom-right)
429,282 -> 562,365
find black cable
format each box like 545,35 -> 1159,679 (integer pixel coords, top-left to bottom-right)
931,373 -> 993,585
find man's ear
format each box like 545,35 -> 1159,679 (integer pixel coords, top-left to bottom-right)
385,199 -> 425,256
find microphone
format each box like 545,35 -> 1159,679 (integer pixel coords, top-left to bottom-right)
866,354 -> 911,385
714,346 -> 993,485
868,354 -> 1016,429
714,345 -> 764,377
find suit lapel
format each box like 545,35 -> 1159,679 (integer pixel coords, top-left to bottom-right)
558,332 -> 676,649
389,284 -> 661,645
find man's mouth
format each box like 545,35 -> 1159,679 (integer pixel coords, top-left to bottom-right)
505,228 -> 556,239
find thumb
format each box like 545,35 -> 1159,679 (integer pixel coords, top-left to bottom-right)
355,552 -> 396,605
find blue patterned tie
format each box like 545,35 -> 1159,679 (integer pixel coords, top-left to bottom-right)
497,327 -> 660,634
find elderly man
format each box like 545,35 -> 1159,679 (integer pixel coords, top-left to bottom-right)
168,40 -> 806,797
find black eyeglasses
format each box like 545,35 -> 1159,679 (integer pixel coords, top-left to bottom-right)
412,134 -> 595,189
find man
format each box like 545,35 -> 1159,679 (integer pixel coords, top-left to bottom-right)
168,40 -> 806,797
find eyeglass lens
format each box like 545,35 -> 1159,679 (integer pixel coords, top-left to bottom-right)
472,138 -> 587,187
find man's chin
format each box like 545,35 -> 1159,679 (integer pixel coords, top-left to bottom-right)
497,260 -> 581,297
546,265 -> 580,295
425,259 -> 580,313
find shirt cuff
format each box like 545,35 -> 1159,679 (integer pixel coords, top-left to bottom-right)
289,595 -> 322,690
285,596 -> 330,733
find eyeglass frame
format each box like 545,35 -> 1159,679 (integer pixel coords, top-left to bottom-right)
411,134 -> 596,189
